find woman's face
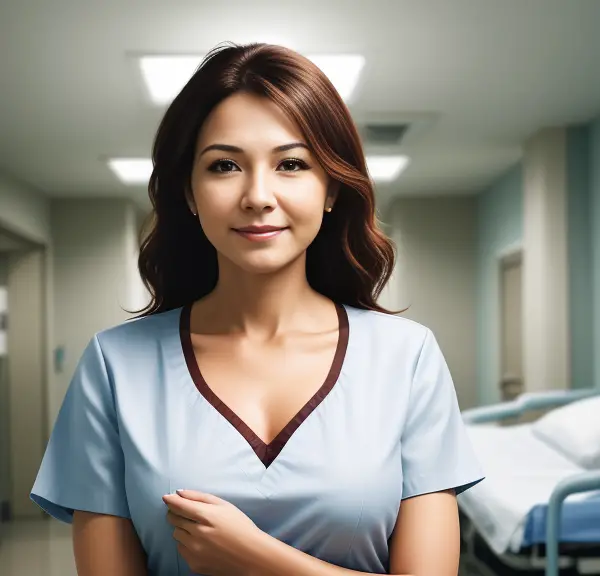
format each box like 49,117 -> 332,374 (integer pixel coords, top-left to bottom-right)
187,92 -> 337,275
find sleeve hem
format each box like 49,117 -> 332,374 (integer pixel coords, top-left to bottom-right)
401,475 -> 485,501
30,492 -> 131,524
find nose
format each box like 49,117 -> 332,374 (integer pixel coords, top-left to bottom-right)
240,167 -> 277,213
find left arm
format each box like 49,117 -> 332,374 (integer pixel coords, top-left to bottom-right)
388,489 -> 460,576
247,530 -> 411,576
164,489 -> 460,576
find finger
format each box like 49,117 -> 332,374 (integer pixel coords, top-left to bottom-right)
163,494 -> 206,522
172,526 -> 195,548
166,510 -> 197,533
175,489 -> 225,505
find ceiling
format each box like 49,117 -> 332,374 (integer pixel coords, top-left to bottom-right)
1,0 -> 600,211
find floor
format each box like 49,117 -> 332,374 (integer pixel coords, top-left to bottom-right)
0,518 -> 77,576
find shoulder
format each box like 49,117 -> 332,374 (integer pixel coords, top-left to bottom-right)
93,306 -> 183,359
344,305 -> 431,358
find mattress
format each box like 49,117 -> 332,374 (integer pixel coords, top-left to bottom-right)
522,491 -> 600,548
457,423 -> 600,555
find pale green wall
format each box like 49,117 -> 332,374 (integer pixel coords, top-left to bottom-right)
566,126 -> 594,389
591,117 -> 600,389
476,118 -> 600,405
476,165 -> 523,405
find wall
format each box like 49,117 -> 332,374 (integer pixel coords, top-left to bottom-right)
566,126 -> 594,389
0,172 -> 51,245
565,117 -> 600,391
477,119 -> 600,404
49,198 -> 145,428
7,248 -> 46,518
0,255 -> 9,520
591,117 -> 600,389
523,128 -> 570,394
125,204 -> 152,315
477,165 -> 523,406
386,197 -> 478,408
0,173 -> 51,519
0,171 -> 148,516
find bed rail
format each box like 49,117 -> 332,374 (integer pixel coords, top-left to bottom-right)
546,470 -> 600,576
461,388 -> 600,424
461,387 -> 600,576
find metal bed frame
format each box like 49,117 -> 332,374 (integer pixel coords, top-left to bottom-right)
461,388 -> 600,576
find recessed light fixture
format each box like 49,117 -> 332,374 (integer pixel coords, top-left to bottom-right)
138,53 -> 365,105
307,54 -> 365,102
107,158 -> 153,185
366,155 -> 410,182
139,55 -> 203,105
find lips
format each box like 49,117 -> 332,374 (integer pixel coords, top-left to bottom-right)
234,225 -> 287,233
232,225 -> 288,242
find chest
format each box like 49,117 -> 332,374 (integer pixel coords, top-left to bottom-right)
115,310 -> 412,576
189,329 -> 341,445
121,366 -> 404,576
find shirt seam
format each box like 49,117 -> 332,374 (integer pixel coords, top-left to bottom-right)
400,327 -> 430,443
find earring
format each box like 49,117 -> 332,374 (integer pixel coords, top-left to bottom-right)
325,206 -> 332,213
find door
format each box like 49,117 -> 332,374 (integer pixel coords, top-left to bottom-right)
0,254 -> 10,524
0,227 -> 47,523
7,247 -> 47,519
500,252 -> 523,402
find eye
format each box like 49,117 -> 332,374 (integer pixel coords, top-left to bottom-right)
278,158 -> 310,172
208,159 -> 239,173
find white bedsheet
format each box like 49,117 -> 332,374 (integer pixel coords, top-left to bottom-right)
457,423 -> 593,555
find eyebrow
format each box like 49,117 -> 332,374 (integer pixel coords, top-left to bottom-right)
198,142 -> 310,157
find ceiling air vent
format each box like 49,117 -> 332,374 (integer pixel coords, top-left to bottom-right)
361,124 -> 409,146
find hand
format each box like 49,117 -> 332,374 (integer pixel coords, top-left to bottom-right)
163,490 -> 264,576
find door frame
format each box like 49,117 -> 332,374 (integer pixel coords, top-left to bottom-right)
497,243 -> 524,401
0,226 -> 48,521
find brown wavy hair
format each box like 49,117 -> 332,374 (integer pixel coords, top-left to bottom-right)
133,41 -> 397,317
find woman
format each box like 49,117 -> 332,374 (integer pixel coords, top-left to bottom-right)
31,42 -> 484,576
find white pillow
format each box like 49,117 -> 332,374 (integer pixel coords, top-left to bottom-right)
531,395 -> 600,470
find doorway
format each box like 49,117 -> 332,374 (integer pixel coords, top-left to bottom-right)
0,226 -> 47,527
499,249 -> 523,402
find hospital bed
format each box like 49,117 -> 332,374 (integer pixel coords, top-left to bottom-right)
459,389 -> 600,576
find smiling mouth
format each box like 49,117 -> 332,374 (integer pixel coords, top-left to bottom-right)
232,226 -> 289,242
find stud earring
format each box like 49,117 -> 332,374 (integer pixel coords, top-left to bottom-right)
325,206 -> 332,213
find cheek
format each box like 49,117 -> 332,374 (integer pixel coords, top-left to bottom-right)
284,200 -> 326,243
294,208 -> 325,241
195,191 -> 232,238
280,182 -> 327,226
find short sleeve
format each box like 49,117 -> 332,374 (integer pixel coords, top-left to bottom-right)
401,328 -> 485,500
30,334 -> 130,523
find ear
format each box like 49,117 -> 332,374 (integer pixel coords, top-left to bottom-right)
325,180 -> 341,213
184,186 -> 197,216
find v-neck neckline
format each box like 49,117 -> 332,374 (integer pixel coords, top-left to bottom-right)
179,301 -> 350,468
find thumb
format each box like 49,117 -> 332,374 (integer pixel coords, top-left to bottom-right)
175,489 -> 225,504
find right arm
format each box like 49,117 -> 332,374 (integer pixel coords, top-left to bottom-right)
29,335 -> 145,573
73,511 -> 148,576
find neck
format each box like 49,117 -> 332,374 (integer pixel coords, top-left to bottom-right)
202,254 -> 324,339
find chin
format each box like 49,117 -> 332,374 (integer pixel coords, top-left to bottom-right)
236,260 -> 291,276
231,252 -> 302,276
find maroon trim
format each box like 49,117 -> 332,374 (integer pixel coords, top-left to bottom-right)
180,302 -> 349,468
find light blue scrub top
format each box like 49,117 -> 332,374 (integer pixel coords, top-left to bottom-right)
31,303 -> 484,575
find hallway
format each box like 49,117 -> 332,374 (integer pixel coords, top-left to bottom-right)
0,519 -> 76,575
